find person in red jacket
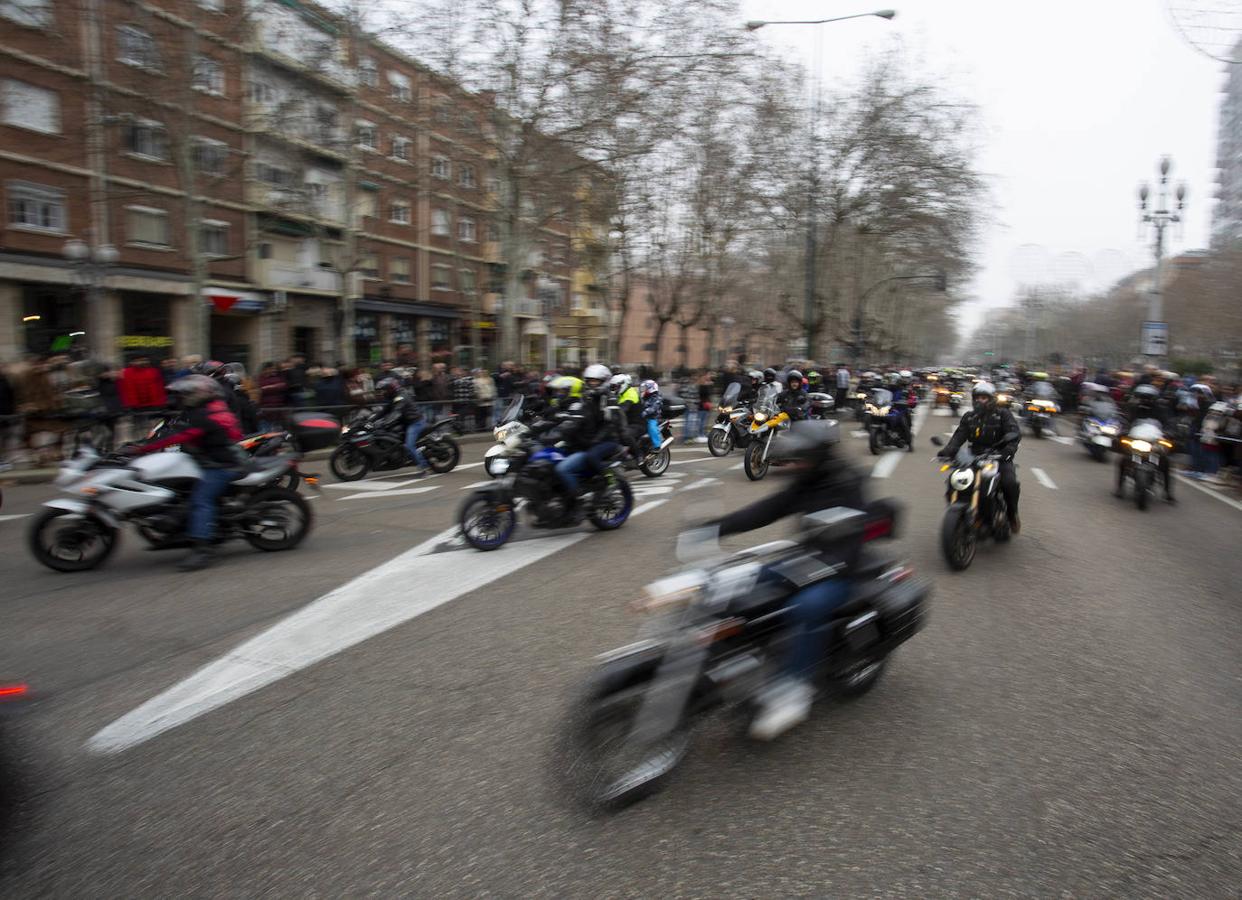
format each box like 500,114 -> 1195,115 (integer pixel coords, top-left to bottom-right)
118,356 -> 167,433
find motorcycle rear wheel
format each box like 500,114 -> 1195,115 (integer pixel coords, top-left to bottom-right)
940,503 -> 976,571
638,447 -> 670,477
707,428 -> 733,457
329,446 -> 370,481
243,488 -> 313,551
744,442 -> 769,480
28,508 -> 117,572
424,436 -> 461,474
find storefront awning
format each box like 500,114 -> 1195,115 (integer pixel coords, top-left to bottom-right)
356,298 -> 461,318
204,287 -> 266,313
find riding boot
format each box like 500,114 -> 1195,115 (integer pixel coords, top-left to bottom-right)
177,540 -> 215,572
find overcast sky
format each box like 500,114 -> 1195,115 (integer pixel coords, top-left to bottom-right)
739,0 -> 1231,340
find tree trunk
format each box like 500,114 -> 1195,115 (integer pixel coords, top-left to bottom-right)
652,318 -> 668,373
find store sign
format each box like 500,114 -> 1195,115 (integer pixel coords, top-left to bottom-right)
118,335 -> 174,348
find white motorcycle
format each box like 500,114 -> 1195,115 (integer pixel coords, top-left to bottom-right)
28,448 -> 312,572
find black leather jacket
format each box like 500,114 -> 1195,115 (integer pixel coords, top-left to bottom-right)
942,406 -> 1021,458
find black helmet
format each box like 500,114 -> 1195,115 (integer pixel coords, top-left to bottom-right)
768,420 -> 841,472
166,375 -> 221,409
376,377 -> 402,399
762,367 -> 777,384
787,369 -> 805,390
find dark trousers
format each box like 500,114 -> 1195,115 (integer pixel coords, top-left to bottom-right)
999,459 -> 1020,517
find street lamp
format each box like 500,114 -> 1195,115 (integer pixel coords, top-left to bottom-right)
745,9 -> 897,362
63,238 -> 119,361
1137,156 -> 1185,365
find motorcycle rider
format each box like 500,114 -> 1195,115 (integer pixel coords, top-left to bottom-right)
938,381 -> 1023,533
740,370 -> 764,404
552,364 -> 620,517
891,372 -> 917,451
639,379 -> 665,449
375,376 -> 430,478
609,373 -> 644,457
1118,383 -> 1173,502
777,370 -> 811,421
693,419 -> 868,739
124,375 -> 243,571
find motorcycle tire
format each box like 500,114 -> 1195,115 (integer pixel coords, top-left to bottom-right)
868,428 -> 881,456
1032,422 -> 1043,439
1134,468 -> 1151,512
275,470 -> 302,492
638,447 -> 670,477
558,678 -> 690,811
244,488 -> 313,551
483,455 -> 504,478
28,508 -> 118,572
744,443 -> 769,481
940,503 -> 976,571
589,477 -> 634,530
459,493 -> 518,550
707,428 -> 733,457
1087,443 -> 1106,463
424,436 -> 461,474
329,445 -> 370,482
834,654 -> 889,698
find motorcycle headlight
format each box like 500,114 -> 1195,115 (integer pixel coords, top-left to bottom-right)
719,406 -> 733,413
340,425 -> 351,435
1100,425 -> 1117,435
949,468 -> 975,491
1129,439 -> 1152,453
877,405 -> 891,416
753,412 -> 768,423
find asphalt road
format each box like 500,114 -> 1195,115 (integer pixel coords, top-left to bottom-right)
2,408 -> 1241,897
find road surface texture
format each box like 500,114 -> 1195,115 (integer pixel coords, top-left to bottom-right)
1,407 -> 1240,897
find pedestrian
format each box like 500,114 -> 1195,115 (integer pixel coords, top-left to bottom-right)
472,368 -> 496,430
284,354 -> 310,407
835,363 -> 851,410
430,363 -> 451,418
118,355 -> 168,435
258,361 -> 289,430
314,367 -> 346,409
451,366 -> 476,426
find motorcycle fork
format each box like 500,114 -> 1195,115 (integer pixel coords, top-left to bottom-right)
760,431 -> 774,463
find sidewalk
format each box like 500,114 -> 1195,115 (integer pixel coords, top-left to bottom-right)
0,431 -> 495,486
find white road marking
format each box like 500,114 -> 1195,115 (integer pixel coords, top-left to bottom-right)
631,484 -> 675,497
458,480 -> 494,491
668,455 -> 726,466
335,486 -> 440,501
631,499 -> 669,518
729,461 -> 745,471
1031,467 -> 1057,490
324,477 -> 424,492
454,461 -> 485,471
1049,435 -> 1074,446
88,526 -> 588,754
1175,474 -> 1242,513
851,430 -> 868,438
0,513 -> 31,522
681,477 -> 719,492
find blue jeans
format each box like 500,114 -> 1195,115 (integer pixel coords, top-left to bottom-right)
188,468 -> 237,541
683,406 -> 703,441
646,419 -> 662,447
782,577 -> 852,680
555,442 -> 620,494
404,421 -> 428,469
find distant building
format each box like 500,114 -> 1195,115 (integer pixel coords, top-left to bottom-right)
1212,42 -> 1242,247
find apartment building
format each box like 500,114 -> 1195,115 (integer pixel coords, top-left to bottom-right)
0,0 -> 604,369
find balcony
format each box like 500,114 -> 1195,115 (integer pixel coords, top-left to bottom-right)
256,260 -> 341,293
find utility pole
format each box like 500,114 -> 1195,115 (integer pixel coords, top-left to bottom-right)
1137,156 -> 1186,365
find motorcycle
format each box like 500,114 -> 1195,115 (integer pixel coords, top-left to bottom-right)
29,448 -> 313,571
930,437 -> 1012,571
558,501 -> 929,809
459,430 -> 635,551
865,389 -> 912,455
707,383 -> 752,458
1117,420 -> 1173,511
806,392 -> 836,421
742,383 -> 791,481
947,388 -> 963,417
328,411 -> 461,481
623,399 -> 682,478
484,396 -> 539,478
1022,383 -> 1060,438
1078,400 -> 1121,462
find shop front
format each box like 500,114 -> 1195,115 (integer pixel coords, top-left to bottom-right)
355,298 -> 461,370
21,283 -> 86,358
206,289 -> 266,373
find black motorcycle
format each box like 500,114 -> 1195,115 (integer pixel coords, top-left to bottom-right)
1116,419 -> 1172,511
328,411 -> 461,481
866,389 -> 912,454
623,399 -> 683,478
559,502 -> 928,809
931,437 -> 1011,571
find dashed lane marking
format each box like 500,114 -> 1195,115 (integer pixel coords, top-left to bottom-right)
335,486 -> 441,501
1031,467 -> 1057,490
0,513 -> 31,522
681,477 -> 719,491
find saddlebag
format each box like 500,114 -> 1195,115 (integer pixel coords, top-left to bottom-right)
661,399 -> 687,420
290,412 -> 342,451
870,575 -> 929,648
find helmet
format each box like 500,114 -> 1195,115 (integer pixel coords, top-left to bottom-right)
786,369 -> 805,390
747,370 -> 763,383
899,370 -> 912,380
1133,384 -> 1160,405
971,381 -> 996,411
549,375 -> 579,396
166,375 -> 221,409
376,377 -> 402,399
640,379 -> 659,398
767,420 -> 841,472
806,370 -> 822,386
582,364 -> 611,387
608,373 -> 632,395
762,367 -> 777,384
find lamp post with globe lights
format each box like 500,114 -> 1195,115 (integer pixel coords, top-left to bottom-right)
1137,156 -> 1186,364
63,238 -> 119,361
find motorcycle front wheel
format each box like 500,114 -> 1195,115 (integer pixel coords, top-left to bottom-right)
743,442 -> 769,480
834,654 -> 889,698
29,508 -> 118,572
638,447 -> 670,477
559,680 -> 690,811
589,477 -> 634,530
424,436 -> 461,474
940,503 -> 976,571
243,488 -> 313,551
707,427 -> 733,457
1134,467 -> 1151,512
868,428 -> 881,456
329,445 -> 370,481
459,494 -> 517,550
1087,443 -> 1107,462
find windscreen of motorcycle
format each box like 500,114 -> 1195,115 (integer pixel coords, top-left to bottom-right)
755,382 -> 780,413
500,395 -> 524,424
721,381 -> 741,407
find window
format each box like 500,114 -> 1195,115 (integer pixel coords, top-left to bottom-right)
486,221 -> 500,242
1,0 -> 53,28
358,58 -> 378,87
355,121 -> 377,150
431,208 -> 450,237
431,264 -> 451,290
388,71 -> 411,103
389,201 -> 410,224
125,120 -> 168,160
116,25 -> 159,69
459,268 -> 476,295
1,79 -> 60,134
355,190 -> 377,220
249,80 -> 275,106
6,181 -> 65,232
200,220 -> 229,256
126,206 -> 170,246
431,156 -> 450,180
313,106 -> 338,145
192,56 -> 224,95
391,136 -> 410,161
358,253 -> 379,279
193,137 -> 227,176
458,164 -> 476,188
255,161 -> 294,187
486,174 -> 501,195
390,257 -> 411,283
457,217 -> 476,242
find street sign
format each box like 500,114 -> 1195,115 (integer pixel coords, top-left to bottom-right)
1141,321 -> 1169,356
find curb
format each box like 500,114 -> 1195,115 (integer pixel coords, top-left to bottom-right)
0,431 -> 495,486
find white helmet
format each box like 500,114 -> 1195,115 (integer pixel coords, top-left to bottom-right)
583,363 -> 611,386
608,373 -> 632,394
899,370 -> 912,380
